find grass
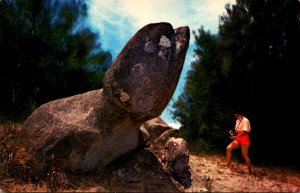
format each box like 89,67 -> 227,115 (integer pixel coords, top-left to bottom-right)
0,122 -> 109,192
0,122 -> 22,178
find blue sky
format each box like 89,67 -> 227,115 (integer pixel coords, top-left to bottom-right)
86,0 -> 235,128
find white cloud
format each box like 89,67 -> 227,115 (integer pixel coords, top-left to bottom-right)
88,0 -> 236,50
119,0 -> 236,31
119,0 -> 194,29
87,0 -> 135,56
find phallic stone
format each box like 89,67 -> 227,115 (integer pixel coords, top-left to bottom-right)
15,22 -> 190,177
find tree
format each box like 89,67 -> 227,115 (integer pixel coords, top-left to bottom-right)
0,0 -> 112,120
173,0 -> 300,166
218,0 -> 300,165
172,27 -> 229,150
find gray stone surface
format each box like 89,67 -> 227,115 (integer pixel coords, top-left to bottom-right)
142,117 -> 174,144
161,137 -> 191,188
16,22 -> 190,177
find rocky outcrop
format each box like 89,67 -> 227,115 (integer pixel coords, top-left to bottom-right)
140,117 -> 178,145
161,137 -> 191,188
141,117 -> 191,188
15,22 -> 190,177
145,117 -> 172,136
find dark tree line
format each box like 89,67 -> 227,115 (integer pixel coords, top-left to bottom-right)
0,0 -> 112,120
173,0 -> 300,167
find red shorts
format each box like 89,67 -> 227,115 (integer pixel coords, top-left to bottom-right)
235,132 -> 250,145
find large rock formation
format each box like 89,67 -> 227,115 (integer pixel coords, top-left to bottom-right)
16,22 -> 190,177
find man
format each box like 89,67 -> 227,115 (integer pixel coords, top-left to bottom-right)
223,113 -> 252,174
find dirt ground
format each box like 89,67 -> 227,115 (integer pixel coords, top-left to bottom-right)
1,147 -> 300,192
186,154 -> 300,192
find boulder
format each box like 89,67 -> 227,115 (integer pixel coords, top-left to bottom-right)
15,22 -> 190,177
142,117 -> 174,144
138,117 -> 179,147
161,137 -> 191,188
154,128 -> 179,146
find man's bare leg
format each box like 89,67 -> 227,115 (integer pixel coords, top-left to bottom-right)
225,141 -> 239,165
241,144 -> 252,173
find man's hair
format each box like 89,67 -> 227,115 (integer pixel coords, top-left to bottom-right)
233,106 -> 246,116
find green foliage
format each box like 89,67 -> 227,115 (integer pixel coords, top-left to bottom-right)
218,0 -> 300,165
0,0 -> 112,120
173,0 -> 300,166
172,27 -> 229,150
187,139 -> 222,155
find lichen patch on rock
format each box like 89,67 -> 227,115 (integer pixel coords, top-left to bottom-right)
144,41 -> 156,53
159,35 -> 171,47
